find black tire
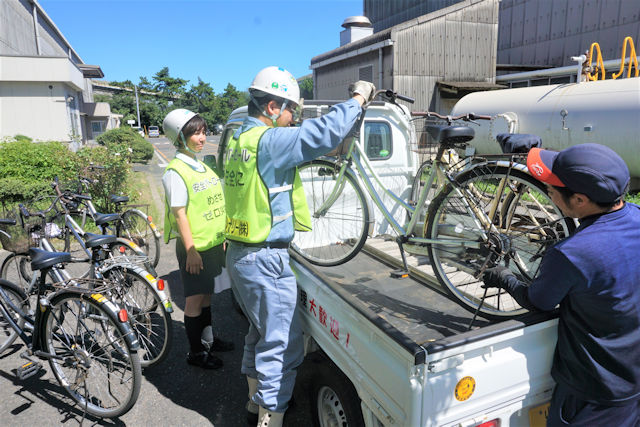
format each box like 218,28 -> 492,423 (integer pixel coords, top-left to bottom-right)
117,210 -> 161,268
310,360 -> 364,427
292,160 -> 370,266
0,279 -> 28,354
42,291 -> 142,417
102,266 -> 172,368
425,164 -> 575,320
1,253 -> 34,295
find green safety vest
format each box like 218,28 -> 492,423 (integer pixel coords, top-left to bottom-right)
164,157 -> 226,251
223,126 -> 311,243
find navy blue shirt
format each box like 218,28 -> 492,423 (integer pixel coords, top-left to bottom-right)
528,203 -> 640,405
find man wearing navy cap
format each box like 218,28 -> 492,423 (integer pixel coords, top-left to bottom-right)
482,143 -> 640,425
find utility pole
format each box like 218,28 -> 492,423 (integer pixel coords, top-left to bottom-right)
134,84 -> 142,129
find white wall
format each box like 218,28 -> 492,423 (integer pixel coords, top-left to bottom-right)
0,81 -> 79,142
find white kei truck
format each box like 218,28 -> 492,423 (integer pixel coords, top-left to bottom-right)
219,101 -> 557,427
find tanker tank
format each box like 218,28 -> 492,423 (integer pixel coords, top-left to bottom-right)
450,77 -> 640,188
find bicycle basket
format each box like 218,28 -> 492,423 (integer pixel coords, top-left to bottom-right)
0,210 -> 41,254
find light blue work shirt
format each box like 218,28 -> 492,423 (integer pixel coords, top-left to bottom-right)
232,98 -> 362,243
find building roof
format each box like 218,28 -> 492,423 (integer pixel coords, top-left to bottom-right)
78,64 -> 104,78
310,28 -> 392,66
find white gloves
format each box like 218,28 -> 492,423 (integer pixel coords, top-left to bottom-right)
349,81 -> 376,103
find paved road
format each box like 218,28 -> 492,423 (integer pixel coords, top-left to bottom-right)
0,137 -> 315,426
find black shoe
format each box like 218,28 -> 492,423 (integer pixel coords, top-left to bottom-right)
187,351 -> 223,369
209,337 -> 235,352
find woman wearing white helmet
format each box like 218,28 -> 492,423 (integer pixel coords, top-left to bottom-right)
161,109 -> 234,369
224,66 -> 376,426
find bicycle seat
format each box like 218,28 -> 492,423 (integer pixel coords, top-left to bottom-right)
0,219 -> 16,226
84,233 -> 118,248
496,133 -> 542,154
29,248 -> 71,271
94,212 -> 121,226
427,125 -> 475,146
110,195 -> 129,204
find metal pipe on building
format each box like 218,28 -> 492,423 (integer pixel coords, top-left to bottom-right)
31,2 -> 41,55
378,47 -> 383,89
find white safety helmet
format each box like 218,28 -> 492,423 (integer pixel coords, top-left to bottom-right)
163,108 -> 196,145
249,66 -> 300,106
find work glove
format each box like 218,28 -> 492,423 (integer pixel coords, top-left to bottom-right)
349,81 -> 376,103
481,266 -> 515,289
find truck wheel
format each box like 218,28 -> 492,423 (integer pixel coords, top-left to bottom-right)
310,362 -> 365,427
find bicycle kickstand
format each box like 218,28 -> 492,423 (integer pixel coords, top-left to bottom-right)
390,236 -> 410,279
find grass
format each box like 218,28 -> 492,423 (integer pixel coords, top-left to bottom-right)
129,170 -> 164,232
627,192 -> 640,205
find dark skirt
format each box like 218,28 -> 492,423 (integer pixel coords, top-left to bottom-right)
175,239 -> 225,297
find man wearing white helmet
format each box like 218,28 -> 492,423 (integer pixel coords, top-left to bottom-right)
162,109 -> 234,370
224,66 -> 375,426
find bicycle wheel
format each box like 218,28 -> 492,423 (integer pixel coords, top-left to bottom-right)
291,160 -> 370,266
42,292 -> 142,417
47,212 -> 72,253
117,210 -> 161,269
102,265 -> 172,367
425,164 -> 575,319
0,279 -> 28,354
1,253 -> 34,295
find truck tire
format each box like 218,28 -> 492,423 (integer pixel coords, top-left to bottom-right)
310,361 -> 365,427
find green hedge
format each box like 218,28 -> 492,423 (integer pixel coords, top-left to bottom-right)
96,127 -> 154,163
0,137 -> 134,213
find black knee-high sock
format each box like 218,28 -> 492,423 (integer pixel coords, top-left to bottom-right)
184,314 -> 206,354
200,306 -> 212,329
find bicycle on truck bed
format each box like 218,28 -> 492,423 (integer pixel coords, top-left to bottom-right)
291,89 -> 575,320
0,219 -> 142,418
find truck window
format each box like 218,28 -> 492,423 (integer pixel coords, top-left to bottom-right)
364,121 -> 392,160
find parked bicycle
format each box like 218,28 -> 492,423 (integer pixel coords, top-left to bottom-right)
26,186 -> 157,278
0,205 -> 172,368
291,89 -> 575,320
50,171 -> 161,269
0,220 -> 142,417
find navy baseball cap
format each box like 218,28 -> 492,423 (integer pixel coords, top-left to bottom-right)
527,143 -> 630,203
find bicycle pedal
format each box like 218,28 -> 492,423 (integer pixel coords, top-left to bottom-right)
390,269 -> 409,279
17,360 -> 43,380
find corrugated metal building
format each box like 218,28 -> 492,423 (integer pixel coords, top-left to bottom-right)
0,0 -> 120,143
313,0 -> 639,112
311,0 -> 502,113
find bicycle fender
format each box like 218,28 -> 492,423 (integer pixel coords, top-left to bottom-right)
100,263 -> 174,314
86,293 -> 140,351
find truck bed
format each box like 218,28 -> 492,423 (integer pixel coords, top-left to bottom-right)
291,249 -> 554,365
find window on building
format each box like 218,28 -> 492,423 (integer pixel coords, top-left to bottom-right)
91,121 -> 105,136
359,65 -> 374,83
364,121 -> 392,160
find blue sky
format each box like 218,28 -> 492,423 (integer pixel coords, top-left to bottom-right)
39,0 -> 362,92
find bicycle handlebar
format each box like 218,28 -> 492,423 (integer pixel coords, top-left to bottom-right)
411,111 -> 492,122
382,89 -> 415,104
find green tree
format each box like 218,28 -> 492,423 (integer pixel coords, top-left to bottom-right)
300,77 -> 314,100
214,83 -> 248,124
153,67 -> 188,101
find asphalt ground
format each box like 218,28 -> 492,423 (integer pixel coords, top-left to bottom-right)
0,136 -> 315,426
